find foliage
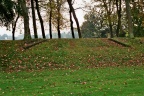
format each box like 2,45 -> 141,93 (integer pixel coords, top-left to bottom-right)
132,2 -> 144,37
46,0 -> 67,29
81,20 -> 96,38
0,0 -> 15,27
84,0 -> 144,38
81,8 -> 108,38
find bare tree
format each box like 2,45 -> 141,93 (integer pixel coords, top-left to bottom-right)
67,0 -> 82,38
35,0 -> 46,39
31,0 -> 38,38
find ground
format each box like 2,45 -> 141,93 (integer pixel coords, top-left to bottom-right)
0,38 -> 144,95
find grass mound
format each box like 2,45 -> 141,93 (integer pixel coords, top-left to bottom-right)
0,38 -> 144,72
0,38 -> 144,95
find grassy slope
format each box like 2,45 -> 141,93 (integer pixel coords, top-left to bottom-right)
0,38 -> 144,95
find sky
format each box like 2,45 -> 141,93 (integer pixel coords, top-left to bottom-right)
0,0 -> 91,36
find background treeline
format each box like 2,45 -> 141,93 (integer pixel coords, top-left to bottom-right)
81,0 -> 144,38
0,0 -> 144,40
0,0 -> 81,40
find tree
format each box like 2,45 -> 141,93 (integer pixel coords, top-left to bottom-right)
11,0 -> 21,40
69,9 -> 75,38
131,0 -> 144,37
46,0 -> 66,39
31,0 -> 38,38
56,0 -> 62,38
67,0 -> 82,38
12,14 -> 19,40
49,0 -> 53,39
102,0 -> 114,38
0,0 -> 15,27
81,9 -> 106,38
125,0 -> 134,38
19,0 -> 31,40
115,0 -> 122,37
92,0 -> 115,38
35,0 -> 46,39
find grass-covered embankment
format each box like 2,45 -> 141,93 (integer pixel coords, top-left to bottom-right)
0,38 -> 144,95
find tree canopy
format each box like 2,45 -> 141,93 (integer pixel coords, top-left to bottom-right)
81,0 -> 144,38
0,0 -> 15,27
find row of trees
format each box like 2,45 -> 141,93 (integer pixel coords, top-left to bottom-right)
0,0 -> 81,40
81,0 -> 144,38
0,0 -> 143,40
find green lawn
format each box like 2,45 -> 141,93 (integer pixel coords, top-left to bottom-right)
0,38 -> 144,95
0,67 -> 144,96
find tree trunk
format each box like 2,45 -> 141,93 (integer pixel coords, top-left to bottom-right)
20,0 -> 31,40
108,15 -> 113,38
71,7 -> 81,38
49,0 -> 52,39
31,0 -> 38,39
57,0 -> 61,38
67,0 -> 82,38
57,17 -> 61,38
12,14 -> 19,40
116,0 -> 122,37
125,0 -> 134,38
103,0 -> 113,38
35,0 -> 46,39
69,11 -> 75,38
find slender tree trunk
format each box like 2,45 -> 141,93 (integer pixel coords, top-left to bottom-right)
67,0 -> 82,38
71,7 -> 81,38
19,0 -> 31,40
57,17 -> 61,38
125,0 -> 134,38
35,0 -> 46,39
116,0 -> 122,37
69,11 -> 75,38
49,0 -> 52,39
12,14 -> 19,40
57,0 -> 61,38
103,0 -> 113,38
108,15 -> 113,38
31,0 -> 38,39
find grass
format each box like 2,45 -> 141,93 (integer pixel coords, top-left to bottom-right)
0,38 -> 144,95
0,67 -> 144,96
